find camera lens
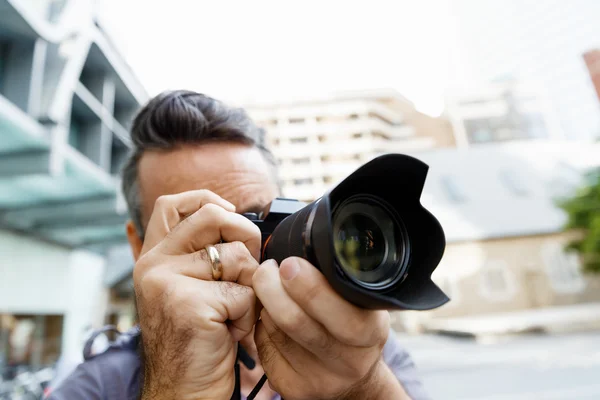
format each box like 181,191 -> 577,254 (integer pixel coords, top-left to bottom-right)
335,214 -> 386,273
332,195 -> 409,290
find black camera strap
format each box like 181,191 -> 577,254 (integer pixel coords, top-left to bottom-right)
231,345 -> 277,400
246,374 -> 268,400
230,344 -> 242,400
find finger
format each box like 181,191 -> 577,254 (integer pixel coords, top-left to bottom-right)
173,242 -> 260,287
239,326 -> 259,362
142,190 -> 235,253
254,319 -> 295,390
260,309 -> 323,366
253,259 -> 335,355
206,281 -> 257,342
278,257 -> 390,348
158,203 -> 261,260
135,270 -> 256,342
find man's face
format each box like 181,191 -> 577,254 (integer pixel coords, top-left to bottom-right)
126,142 -> 279,259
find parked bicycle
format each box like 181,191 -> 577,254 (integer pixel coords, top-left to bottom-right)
0,367 -> 54,400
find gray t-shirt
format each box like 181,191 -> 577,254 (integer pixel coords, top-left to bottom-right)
46,326 -> 431,400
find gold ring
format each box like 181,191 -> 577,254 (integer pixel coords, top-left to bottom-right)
205,245 -> 223,280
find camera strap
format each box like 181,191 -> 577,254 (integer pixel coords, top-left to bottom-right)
230,344 -> 242,400
231,345 -> 276,400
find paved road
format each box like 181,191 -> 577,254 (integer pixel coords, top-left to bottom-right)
397,331 -> 600,400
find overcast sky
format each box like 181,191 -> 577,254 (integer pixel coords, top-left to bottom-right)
96,0 -> 470,116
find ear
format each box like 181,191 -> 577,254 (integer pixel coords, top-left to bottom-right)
126,220 -> 143,261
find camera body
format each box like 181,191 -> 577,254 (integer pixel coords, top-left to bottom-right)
243,153 -> 449,311
242,197 -> 307,255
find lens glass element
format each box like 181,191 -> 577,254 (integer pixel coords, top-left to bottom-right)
332,196 -> 409,290
335,214 -> 386,273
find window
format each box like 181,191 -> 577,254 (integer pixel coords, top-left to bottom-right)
110,136 -> 129,175
499,170 -> 528,196
352,133 -> 363,139
523,113 -> 547,139
541,242 -> 585,293
459,98 -> 488,106
320,155 -> 331,162
317,135 -> 327,142
471,129 -> 492,143
368,112 -> 394,125
478,260 -> 517,301
440,176 -> 467,203
293,178 -> 313,185
289,117 -> 304,124
349,113 -> 359,120
290,137 -> 308,144
291,157 -> 310,165
323,176 -> 333,184
464,117 -> 509,143
485,268 -> 509,293
373,131 -> 390,139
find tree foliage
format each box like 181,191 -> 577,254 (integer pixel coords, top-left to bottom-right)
557,170 -> 600,274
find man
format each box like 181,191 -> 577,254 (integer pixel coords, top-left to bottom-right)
47,90 -> 430,400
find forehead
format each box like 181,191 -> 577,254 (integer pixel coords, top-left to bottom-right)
137,142 -> 279,220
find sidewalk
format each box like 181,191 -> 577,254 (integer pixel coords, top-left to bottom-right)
422,302 -> 600,339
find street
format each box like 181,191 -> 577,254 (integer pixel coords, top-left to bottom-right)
398,331 -> 600,400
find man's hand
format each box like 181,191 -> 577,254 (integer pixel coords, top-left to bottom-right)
253,257 -> 410,400
133,190 -> 262,400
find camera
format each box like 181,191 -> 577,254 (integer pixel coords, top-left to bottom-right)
243,153 -> 449,311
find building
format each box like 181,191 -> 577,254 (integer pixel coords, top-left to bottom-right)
245,89 -> 456,202
394,139 -> 600,332
0,0 -> 146,372
449,0 -> 600,140
445,79 -> 565,147
583,49 -> 600,104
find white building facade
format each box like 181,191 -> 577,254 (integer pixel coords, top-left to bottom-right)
245,89 -> 456,202
449,0 -> 600,141
445,80 -> 566,147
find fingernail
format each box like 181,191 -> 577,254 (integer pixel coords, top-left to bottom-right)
261,259 -> 278,268
280,258 -> 299,281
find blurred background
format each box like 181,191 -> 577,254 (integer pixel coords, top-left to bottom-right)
1,0 -> 599,399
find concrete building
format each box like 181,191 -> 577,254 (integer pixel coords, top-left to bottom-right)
394,139 -> 600,333
0,0 -> 146,371
245,89 -> 456,202
445,79 -> 565,147
449,0 -> 600,140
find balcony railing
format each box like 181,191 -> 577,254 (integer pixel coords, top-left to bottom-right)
268,117 -> 414,140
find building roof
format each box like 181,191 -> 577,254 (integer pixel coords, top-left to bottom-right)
241,88 -> 415,110
406,139 -> 600,243
0,0 -> 148,252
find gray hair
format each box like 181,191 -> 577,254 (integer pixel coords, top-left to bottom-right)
121,90 -> 278,237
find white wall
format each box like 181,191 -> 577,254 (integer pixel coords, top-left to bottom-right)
0,230 -> 72,314
0,229 -> 107,359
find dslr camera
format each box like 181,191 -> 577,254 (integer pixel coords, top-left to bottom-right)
243,153 -> 448,311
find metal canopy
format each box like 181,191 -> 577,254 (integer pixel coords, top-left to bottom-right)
0,0 -> 148,254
